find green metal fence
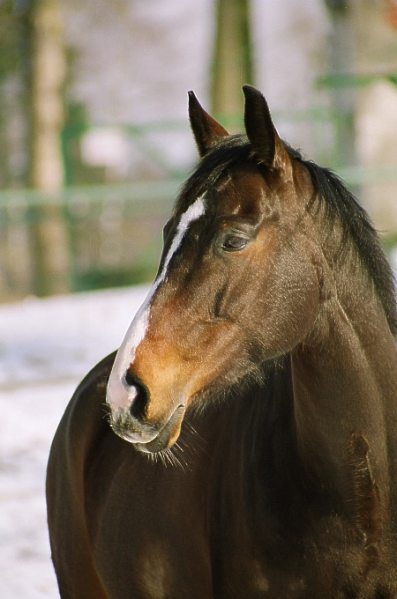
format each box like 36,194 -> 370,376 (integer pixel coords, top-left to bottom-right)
1,163 -> 396,302
0,179 -> 182,300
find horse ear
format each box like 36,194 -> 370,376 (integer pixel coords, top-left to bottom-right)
243,85 -> 290,171
188,91 -> 229,157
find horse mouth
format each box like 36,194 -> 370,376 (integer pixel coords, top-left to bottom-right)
110,403 -> 186,454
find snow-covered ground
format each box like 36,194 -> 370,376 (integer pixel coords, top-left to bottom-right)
0,286 -> 148,598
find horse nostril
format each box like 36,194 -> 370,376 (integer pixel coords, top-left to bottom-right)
123,370 -> 149,421
124,368 -> 136,387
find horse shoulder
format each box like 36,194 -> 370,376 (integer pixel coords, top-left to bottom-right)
46,351 -> 116,599
48,351 -> 115,479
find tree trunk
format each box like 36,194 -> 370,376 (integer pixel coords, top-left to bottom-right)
324,1 -> 357,168
27,0 -> 69,296
211,0 -> 254,127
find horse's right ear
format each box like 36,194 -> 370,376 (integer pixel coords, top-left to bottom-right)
188,91 -> 229,157
243,85 -> 290,172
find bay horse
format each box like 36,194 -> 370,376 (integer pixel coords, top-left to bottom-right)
47,86 -> 397,598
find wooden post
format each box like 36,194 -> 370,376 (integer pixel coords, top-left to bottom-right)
211,0 -> 254,127
324,0 -> 357,168
27,0 -> 70,296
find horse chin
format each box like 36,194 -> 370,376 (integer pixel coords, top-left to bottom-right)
114,404 -> 186,454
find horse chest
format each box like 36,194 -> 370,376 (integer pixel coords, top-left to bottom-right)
89,450 -> 394,599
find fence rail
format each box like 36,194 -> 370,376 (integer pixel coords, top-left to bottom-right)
0,164 -> 396,302
0,179 -> 183,301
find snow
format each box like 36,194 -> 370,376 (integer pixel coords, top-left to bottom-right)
0,286 -> 148,598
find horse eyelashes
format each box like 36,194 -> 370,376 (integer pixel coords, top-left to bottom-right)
221,235 -> 249,252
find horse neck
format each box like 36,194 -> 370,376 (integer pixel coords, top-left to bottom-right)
291,250 -> 397,517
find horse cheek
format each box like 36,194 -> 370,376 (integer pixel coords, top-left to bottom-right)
258,258 -> 321,357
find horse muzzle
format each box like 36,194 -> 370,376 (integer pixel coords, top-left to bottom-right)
106,370 -> 187,453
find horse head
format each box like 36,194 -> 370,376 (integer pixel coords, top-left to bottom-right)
106,86 -> 324,453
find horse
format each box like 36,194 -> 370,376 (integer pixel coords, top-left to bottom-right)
46,85 -> 397,598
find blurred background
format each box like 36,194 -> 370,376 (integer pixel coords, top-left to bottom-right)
1,1 -> 397,597
0,0 -> 397,302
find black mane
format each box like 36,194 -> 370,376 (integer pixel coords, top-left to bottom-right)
181,134 -> 397,335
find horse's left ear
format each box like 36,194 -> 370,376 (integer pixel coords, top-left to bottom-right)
188,91 -> 229,157
243,85 -> 291,172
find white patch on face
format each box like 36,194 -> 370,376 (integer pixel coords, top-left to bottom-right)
106,196 -> 206,410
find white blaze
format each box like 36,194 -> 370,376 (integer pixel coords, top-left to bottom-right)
106,197 -> 206,409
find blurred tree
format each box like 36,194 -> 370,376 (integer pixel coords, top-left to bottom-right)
0,1 -> 22,186
0,2 -> 18,73
211,0 -> 254,126
23,0 -> 70,296
324,0 -> 356,168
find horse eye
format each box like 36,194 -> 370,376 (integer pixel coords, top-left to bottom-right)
221,235 -> 249,252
